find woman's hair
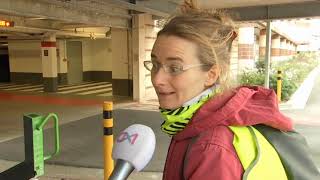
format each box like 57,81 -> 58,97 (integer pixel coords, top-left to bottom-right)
157,0 -> 237,91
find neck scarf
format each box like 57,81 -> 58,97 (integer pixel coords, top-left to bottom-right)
160,85 -> 220,136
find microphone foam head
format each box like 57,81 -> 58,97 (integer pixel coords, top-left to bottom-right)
112,124 -> 156,171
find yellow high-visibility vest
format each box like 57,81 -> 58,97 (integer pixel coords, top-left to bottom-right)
229,126 -> 287,180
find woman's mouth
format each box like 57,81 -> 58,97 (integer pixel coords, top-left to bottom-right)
158,91 -> 175,98
156,91 -> 178,109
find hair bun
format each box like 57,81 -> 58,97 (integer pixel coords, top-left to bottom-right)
180,0 -> 199,13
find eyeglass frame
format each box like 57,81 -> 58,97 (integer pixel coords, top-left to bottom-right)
143,60 -> 210,76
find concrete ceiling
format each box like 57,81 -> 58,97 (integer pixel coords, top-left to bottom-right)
0,0 -> 319,40
164,0 -> 315,7
197,0 -> 315,8
0,0 -> 130,40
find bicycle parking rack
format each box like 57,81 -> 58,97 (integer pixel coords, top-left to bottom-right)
0,113 -> 60,180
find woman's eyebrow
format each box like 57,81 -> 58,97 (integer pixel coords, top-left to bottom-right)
166,57 -> 183,62
151,54 -> 183,62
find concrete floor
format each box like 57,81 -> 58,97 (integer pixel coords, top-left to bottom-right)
0,89 -> 161,180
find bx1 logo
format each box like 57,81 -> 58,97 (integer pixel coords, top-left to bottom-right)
117,131 -> 139,145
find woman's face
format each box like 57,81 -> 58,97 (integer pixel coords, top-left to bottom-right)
151,35 -> 211,109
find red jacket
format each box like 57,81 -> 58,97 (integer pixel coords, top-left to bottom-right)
162,86 -> 293,180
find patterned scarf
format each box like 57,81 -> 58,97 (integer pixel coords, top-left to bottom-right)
160,86 -> 220,136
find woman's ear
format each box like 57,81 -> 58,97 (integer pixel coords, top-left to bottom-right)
205,65 -> 220,87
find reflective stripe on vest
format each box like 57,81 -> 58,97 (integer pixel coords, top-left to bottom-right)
229,126 -> 288,180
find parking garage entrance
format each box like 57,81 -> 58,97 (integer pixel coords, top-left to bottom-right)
0,45 -> 10,82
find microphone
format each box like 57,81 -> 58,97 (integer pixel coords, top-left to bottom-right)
109,124 -> 156,180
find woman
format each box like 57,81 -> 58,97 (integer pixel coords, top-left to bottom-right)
144,0 -> 293,179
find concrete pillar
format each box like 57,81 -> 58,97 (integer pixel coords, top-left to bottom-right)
132,14 -> 147,101
259,29 -> 266,59
111,28 -> 131,96
287,42 -> 291,56
280,38 -> 286,61
289,41 -> 293,57
57,40 -> 68,85
144,15 -> 158,100
131,14 -> 158,101
238,27 -> 255,71
286,40 -> 290,59
41,34 -> 58,92
290,42 -> 294,56
271,34 -> 281,62
293,44 -> 297,55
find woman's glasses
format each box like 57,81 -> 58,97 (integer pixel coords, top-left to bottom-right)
144,61 -> 208,76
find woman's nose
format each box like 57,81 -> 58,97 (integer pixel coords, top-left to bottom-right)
151,68 -> 169,86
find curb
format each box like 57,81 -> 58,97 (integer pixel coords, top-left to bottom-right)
279,65 -> 320,110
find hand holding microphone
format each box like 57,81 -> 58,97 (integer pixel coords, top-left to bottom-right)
109,124 -> 156,180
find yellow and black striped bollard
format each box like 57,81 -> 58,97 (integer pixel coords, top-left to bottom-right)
277,70 -> 282,102
103,101 -> 114,180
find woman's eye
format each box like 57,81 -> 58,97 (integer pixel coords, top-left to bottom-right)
168,65 -> 182,73
151,62 -> 159,69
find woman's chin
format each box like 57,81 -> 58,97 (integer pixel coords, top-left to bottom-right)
159,102 -> 180,110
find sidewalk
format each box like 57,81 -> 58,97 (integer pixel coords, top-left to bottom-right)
279,65 -> 320,111
0,159 -> 162,180
280,65 -> 320,126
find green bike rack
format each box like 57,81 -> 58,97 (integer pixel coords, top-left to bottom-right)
0,113 -> 60,180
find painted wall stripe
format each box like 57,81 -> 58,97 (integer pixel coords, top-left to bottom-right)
41,41 -> 56,47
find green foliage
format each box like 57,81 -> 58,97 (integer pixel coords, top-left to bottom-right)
239,69 -> 297,101
239,52 -> 319,101
269,75 -> 297,101
239,70 -> 265,86
255,60 -> 266,73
